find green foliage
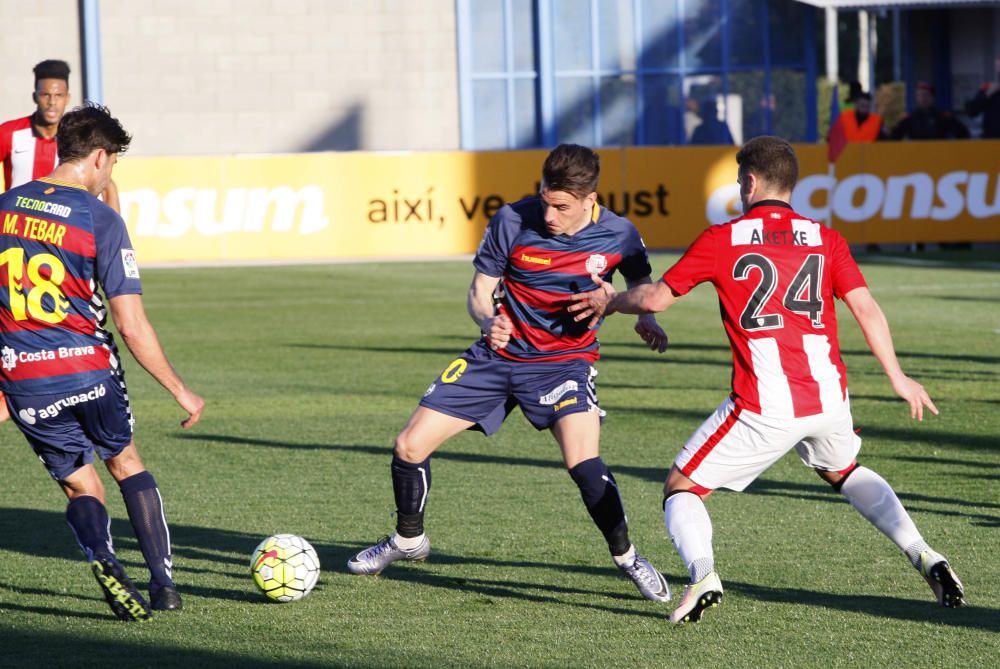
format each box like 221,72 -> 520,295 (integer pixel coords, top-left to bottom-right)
1,256 -> 998,668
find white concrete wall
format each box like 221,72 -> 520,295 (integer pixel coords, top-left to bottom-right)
0,1 -> 83,126
1,0 -> 460,155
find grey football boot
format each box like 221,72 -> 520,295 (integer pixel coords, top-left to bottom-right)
347,535 -> 431,575
618,553 -> 671,602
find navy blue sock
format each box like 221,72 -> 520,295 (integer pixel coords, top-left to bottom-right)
119,471 -> 174,591
391,454 -> 431,538
568,457 -> 631,556
66,495 -> 114,562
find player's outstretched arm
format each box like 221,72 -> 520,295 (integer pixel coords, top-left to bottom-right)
625,276 -> 668,353
843,287 -> 938,421
568,276 -> 679,328
109,294 -> 205,428
467,271 -> 512,351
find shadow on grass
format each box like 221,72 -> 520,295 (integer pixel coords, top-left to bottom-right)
744,479 -> 1000,527
376,567 -> 664,620
726,580 -> 1000,632
841,348 -> 1000,366
175,434 -> 997,520
285,341 -> 733,371
4,506 -> 995,637
881,454 -> 1000,469
0,627 -> 367,668
175,432 -> 668,485
286,343 -> 462,357
923,294 -> 1000,303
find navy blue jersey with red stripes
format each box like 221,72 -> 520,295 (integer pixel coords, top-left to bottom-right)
0,177 -> 141,395
474,196 -> 651,363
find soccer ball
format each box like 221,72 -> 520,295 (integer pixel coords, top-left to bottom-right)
250,534 -> 320,602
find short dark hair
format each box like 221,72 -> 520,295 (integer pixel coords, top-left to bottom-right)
542,144 -> 600,199
33,59 -> 70,84
56,103 -> 132,162
736,136 -> 798,193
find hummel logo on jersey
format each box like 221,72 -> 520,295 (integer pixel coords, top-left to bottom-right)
520,253 -> 551,266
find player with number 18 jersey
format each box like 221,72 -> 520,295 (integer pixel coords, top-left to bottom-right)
0,177 -> 140,399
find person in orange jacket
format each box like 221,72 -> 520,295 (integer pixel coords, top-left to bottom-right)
831,90 -> 885,143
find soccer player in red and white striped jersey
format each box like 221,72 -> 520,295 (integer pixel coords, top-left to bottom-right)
0,60 -> 71,192
570,136 -> 964,623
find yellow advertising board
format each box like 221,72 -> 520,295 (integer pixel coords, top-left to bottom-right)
113,141 -> 1000,265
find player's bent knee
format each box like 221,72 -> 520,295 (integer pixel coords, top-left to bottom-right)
393,432 -> 434,464
60,466 -> 107,503
816,461 -> 859,491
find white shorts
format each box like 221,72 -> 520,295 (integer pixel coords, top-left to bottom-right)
675,396 -> 862,492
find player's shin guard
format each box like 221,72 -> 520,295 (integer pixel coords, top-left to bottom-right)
118,471 -> 174,591
391,454 -> 431,538
837,465 -> 925,563
66,495 -> 114,562
568,457 -> 631,556
664,491 -> 715,583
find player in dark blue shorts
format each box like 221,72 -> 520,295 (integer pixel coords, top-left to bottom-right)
348,144 -> 673,603
0,104 -> 204,621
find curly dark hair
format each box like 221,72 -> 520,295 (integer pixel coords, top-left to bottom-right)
56,103 -> 132,162
33,59 -> 70,84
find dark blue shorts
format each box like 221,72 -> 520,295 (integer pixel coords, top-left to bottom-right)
419,339 -> 603,435
6,377 -> 134,481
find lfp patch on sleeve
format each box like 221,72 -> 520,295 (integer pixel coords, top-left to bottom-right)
121,249 -> 140,278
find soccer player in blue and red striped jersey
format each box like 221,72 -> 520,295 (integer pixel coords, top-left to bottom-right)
0,104 -> 204,621
570,136 -> 964,623
348,144 -> 673,603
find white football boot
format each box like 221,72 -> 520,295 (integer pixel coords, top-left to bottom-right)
669,571 -> 723,624
917,549 -> 965,608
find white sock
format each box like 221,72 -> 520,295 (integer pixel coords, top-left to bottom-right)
839,466 -> 924,556
664,492 -> 714,583
612,544 -> 636,567
392,532 -> 425,550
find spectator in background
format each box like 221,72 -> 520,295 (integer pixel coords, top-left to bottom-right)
891,83 -> 969,140
829,90 -> 885,143
965,56 -> 1000,138
690,99 -> 734,145
1,60 -> 71,192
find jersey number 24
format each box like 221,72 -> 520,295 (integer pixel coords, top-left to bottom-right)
734,253 -> 824,331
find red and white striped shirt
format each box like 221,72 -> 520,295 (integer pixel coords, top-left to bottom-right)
0,115 -> 59,192
664,201 -> 868,419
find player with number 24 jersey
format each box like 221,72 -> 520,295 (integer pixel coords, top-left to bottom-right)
569,136 -> 964,625
664,200 -> 867,419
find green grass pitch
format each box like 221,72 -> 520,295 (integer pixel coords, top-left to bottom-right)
1,252 -> 998,668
